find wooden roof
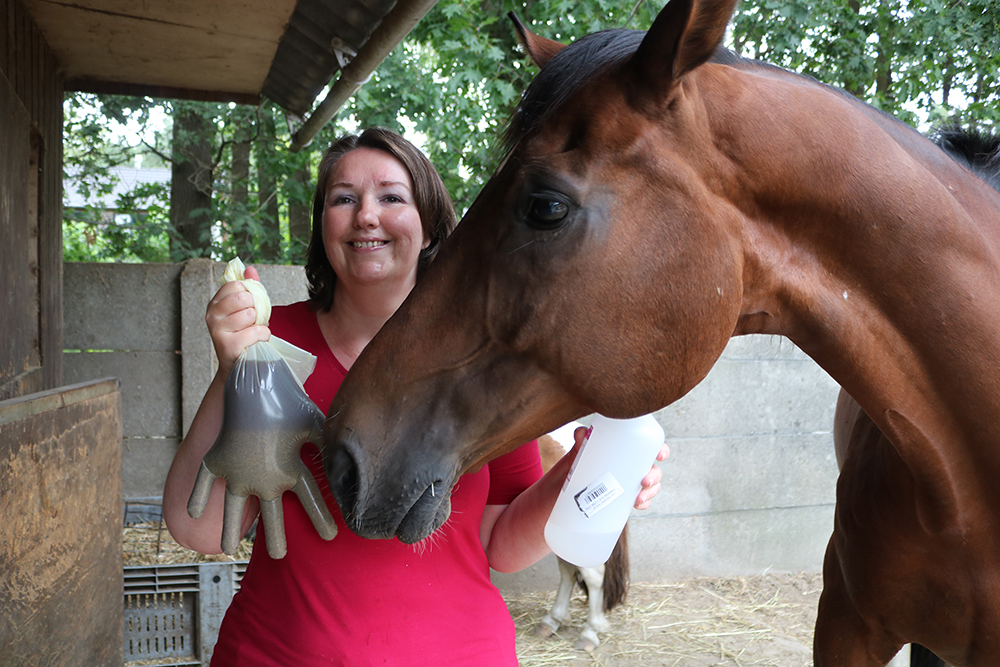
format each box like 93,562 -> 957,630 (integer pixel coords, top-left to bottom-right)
24,0 -> 428,115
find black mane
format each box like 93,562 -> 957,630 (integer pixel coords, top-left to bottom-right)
501,29 -> 645,155
933,127 -> 1000,193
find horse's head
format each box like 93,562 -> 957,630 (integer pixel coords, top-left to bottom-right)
324,0 -> 747,542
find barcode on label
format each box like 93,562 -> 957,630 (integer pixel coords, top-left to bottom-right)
574,472 -> 624,518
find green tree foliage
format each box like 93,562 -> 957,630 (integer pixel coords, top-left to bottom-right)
64,0 -> 999,263
731,0 -> 1000,128
64,97 -> 306,263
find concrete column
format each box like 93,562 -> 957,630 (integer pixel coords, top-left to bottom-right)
180,259 -> 219,436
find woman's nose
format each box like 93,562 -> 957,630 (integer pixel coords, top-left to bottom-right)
355,196 -> 379,229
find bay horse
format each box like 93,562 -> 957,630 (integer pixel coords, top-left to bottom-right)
322,0 -> 1000,664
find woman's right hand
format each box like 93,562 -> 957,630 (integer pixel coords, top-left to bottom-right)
206,265 -> 271,377
165,264 -> 269,553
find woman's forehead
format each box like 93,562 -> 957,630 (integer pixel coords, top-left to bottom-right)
329,148 -> 412,189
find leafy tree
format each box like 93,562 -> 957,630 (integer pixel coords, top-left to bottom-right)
170,102 -> 215,258
64,97 -> 299,263
730,0 -> 1000,128
64,0 -> 999,263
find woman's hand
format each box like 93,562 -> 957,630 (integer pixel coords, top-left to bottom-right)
205,265 -> 271,377
635,442 -> 669,510
565,426 -> 669,510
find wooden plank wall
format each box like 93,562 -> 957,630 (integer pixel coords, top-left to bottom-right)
0,0 -> 65,399
0,378 -> 124,667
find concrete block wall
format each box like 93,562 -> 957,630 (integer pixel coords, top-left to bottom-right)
493,335 -> 841,592
64,261 -> 842,589
63,260 -> 309,500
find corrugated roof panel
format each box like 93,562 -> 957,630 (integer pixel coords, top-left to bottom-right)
262,0 -> 401,116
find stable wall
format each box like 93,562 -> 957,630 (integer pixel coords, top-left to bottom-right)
63,261 -> 841,589
62,260 -> 308,500
0,0 -> 65,400
493,335 -> 840,593
0,378 -> 123,666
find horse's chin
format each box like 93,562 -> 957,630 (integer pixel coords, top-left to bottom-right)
341,483 -> 452,543
395,487 -> 452,544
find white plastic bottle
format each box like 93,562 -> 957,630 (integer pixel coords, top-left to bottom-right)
544,414 -> 665,568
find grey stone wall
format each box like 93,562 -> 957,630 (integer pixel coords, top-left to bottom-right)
63,261 -> 841,589
63,260 -> 308,500
493,335 -> 840,592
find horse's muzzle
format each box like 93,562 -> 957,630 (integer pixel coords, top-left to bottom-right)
323,429 -> 453,543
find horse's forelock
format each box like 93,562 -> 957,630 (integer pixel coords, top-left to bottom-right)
500,29 -> 646,155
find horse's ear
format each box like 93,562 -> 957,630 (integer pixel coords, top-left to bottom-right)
627,0 -> 738,96
509,12 -> 566,69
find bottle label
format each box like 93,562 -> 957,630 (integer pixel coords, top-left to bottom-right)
573,471 -> 624,518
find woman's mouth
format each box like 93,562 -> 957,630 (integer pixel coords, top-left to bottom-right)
350,240 -> 389,249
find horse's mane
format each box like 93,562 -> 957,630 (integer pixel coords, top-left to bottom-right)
501,29 -> 645,155
498,26 -> 897,155
933,127 -> 1000,193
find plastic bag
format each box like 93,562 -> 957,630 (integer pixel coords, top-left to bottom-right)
187,258 -> 337,559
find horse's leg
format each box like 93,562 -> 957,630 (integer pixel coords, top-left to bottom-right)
536,557 -> 577,637
575,564 -> 607,652
815,535 -> 906,666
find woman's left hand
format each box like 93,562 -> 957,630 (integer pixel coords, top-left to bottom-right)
634,443 -> 669,510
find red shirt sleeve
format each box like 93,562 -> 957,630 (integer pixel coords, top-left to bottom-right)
486,440 -> 543,505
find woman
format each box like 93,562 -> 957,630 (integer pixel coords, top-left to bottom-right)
163,127 -> 667,665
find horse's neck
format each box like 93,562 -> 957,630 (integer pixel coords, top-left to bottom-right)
721,71 -> 1000,467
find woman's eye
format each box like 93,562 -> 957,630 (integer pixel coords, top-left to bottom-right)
525,194 -> 570,230
330,195 -> 354,206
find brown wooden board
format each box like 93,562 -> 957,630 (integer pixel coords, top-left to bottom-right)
0,378 -> 124,667
0,63 -> 36,399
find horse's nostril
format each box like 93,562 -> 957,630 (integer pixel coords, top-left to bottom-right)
326,445 -> 359,517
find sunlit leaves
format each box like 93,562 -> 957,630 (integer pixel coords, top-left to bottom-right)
731,0 -> 1000,129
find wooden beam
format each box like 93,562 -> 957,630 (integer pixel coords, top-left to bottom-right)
66,77 -> 261,105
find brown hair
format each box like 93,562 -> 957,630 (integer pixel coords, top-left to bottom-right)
305,127 -> 458,312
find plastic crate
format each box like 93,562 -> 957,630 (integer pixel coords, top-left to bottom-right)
124,561 -> 247,667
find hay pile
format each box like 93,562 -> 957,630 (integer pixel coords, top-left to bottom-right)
510,574 -> 822,667
123,521 -> 253,565
123,514 -> 821,666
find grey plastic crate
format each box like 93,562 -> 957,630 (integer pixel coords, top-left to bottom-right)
124,561 -> 248,667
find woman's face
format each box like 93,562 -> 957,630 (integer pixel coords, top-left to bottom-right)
322,148 -> 430,294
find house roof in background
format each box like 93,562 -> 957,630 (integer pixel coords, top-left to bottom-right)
24,0 -> 433,120
63,167 -> 171,210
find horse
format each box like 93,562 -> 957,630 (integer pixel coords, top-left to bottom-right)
535,423 -> 629,652
321,0 -> 1000,663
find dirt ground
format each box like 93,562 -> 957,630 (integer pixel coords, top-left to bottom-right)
508,573 -> 822,667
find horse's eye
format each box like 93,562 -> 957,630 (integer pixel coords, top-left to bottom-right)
525,194 -> 570,230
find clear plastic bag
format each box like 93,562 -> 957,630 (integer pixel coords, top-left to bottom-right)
187,258 -> 337,559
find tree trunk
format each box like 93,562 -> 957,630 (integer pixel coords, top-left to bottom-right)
230,106 -> 254,255
257,108 -> 281,262
170,105 -> 214,258
287,165 -> 312,256
874,0 -> 895,104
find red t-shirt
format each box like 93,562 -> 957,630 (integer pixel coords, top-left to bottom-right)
211,301 -> 542,666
